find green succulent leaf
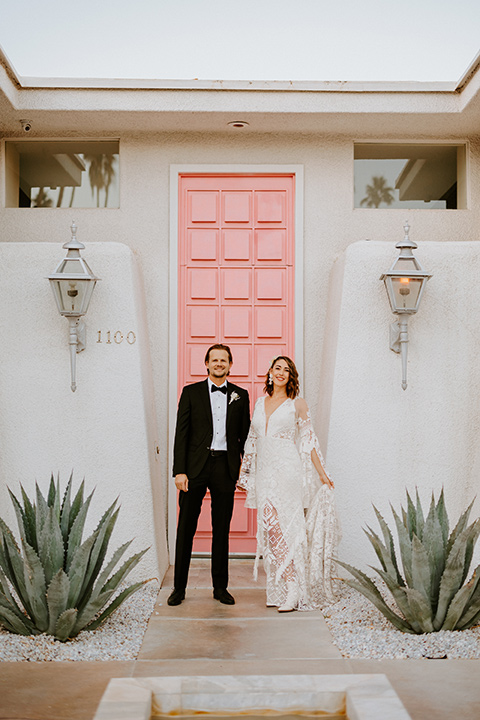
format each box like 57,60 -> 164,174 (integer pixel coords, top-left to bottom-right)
364,527 -> 388,572
60,474 -> 73,544
422,506 -> 445,612
35,483 -> 49,540
411,534 -> 432,609
8,488 -> 28,544
55,608 -> 78,642
47,569 -> 70,634
436,488 -> 449,548
84,581 -> 147,632
76,504 -> 119,612
404,587 -> 434,633
22,541 -> 48,631
391,505 -> 413,587
68,480 -> 87,534
90,540 -> 133,601
66,490 -> 94,571
67,531 -> 99,607
0,605 -> 37,635
38,506 -> 64,587
370,566 -> 422,633
372,506 -> 403,584
462,518 -> 480,586
0,589 -> 36,631
337,558 -> 414,633
101,548 -> 149,595
446,499 -> 474,558
442,580 -> 477,631
0,519 -> 32,619
73,589 -> 113,634
456,566 -> 480,629
415,488 -> 425,541
406,490 -> 417,539
434,527 -> 470,630
0,564 -> 20,607
19,485 -> 38,552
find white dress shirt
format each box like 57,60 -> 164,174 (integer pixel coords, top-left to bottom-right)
208,378 -> 228,451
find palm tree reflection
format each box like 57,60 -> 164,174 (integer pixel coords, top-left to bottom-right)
360,176 -> 395,208
32,188 -> 53,207
84,154 -> 116,207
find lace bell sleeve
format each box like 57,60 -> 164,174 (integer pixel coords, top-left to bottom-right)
295,398 -> 333,508
238,411 -> 259,509
295,398 -> 339,603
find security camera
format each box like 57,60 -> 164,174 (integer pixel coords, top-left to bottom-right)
20,120 -> 32,132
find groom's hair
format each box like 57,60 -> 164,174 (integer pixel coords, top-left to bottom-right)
205,343 -> 233,366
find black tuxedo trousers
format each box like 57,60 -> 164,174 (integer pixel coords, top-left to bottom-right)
172,379 -> 250,591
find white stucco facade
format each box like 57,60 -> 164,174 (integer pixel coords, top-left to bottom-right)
0,242 -> 165,580
1,48 -> 480,576
320,241 -> 480,569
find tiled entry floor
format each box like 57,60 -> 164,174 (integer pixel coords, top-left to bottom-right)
2,560 -> 480,720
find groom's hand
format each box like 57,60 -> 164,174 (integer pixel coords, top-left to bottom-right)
175,474 -> 189,492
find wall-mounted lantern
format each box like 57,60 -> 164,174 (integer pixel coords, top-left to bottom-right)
380,221 -> 432,390
48,221 -> 100,392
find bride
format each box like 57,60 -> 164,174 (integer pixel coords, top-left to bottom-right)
238,356 -> 338,612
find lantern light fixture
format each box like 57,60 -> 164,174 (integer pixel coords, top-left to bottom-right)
48,221 -> 100,392
380,221 -> 432,390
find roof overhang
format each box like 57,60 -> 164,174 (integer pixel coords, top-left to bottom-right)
1,45 -> 480,137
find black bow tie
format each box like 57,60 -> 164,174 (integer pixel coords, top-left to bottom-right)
211,384 -> 227,394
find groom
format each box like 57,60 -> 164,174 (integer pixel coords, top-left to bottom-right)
168,343 -> 250,606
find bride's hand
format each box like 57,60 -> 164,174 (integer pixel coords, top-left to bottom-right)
321,474 -> 334,489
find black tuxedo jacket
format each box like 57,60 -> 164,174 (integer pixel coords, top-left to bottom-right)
173,379 -> 250,482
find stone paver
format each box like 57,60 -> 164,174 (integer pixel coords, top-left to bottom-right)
1,559 -> 480,719
0,661 -> 135,720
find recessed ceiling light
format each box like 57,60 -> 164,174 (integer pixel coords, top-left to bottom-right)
228,121 -> 250,128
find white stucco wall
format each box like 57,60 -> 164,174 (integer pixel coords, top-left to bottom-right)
2,133 -> 480,572
320,240 -> 480,572
0,242 -> 167,582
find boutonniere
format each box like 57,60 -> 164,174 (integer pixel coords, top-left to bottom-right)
229,391 -> 240,405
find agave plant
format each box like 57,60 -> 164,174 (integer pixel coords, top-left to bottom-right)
0,475 -> 148,641
337,489 -> 480,634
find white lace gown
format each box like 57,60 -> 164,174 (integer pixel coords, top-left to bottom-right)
238,397 -> 338,609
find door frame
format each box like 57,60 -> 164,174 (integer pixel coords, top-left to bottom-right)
168,164 -> 305,562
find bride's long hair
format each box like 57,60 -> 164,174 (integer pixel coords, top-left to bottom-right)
264,356 -> 299,398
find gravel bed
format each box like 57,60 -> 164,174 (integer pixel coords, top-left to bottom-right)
0,581 -> 159,662
322,583 -> 480,659
3,577 -> 480,662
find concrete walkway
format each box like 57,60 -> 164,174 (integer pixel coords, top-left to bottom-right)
1,559 -> 480,719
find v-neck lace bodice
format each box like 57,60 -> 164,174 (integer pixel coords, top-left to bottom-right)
261,397 -> 296,440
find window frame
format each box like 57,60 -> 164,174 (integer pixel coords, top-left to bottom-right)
2,137 -> 121,209
353,140 -> 469,210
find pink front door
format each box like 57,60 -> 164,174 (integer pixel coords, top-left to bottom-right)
178,173 -> 295,553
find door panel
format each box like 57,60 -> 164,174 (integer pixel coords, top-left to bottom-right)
178,174 -> 295,553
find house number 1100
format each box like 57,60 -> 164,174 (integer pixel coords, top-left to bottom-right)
97,330 -> 136,345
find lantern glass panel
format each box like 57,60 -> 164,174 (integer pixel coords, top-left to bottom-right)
54,278 -> 94,315
57,257 -> 86,275
392,257 -> 421,273
390,277 -> 423,312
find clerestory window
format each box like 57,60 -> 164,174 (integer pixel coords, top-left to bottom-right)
354,143 -> 467,209
5,140 -> 119,208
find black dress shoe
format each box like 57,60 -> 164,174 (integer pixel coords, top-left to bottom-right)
213,588 -> 235,605
167,589 -> 185,606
